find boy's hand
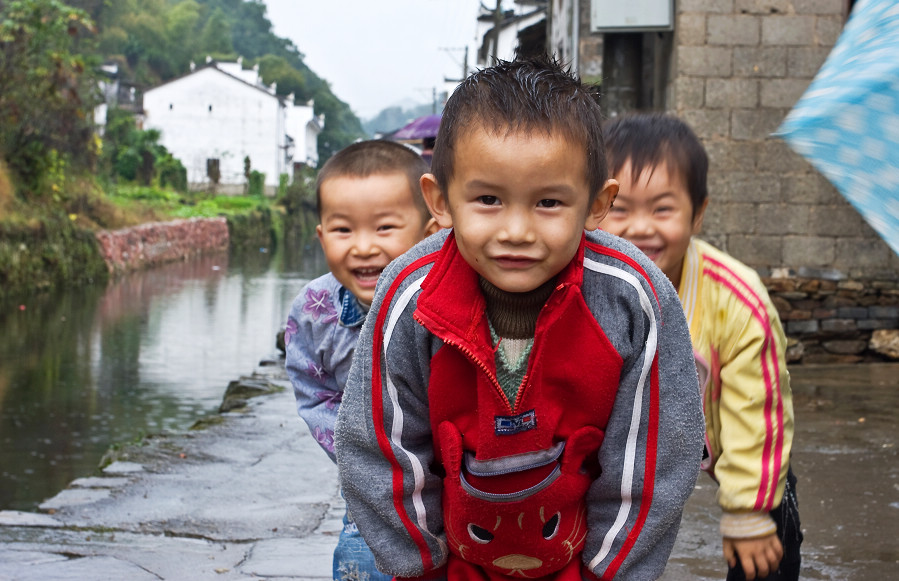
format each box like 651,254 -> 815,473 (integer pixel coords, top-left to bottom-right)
722,534 -> 783,580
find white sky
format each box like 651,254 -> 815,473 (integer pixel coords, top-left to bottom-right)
262,0 -> 488,120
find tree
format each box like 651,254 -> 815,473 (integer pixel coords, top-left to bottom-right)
163,0 -> 202,75
313,88 -> 365,164
255,55 -> 308,101
199,8 -> 234,57
0,0 -> 101,198
104,109 -> 186,191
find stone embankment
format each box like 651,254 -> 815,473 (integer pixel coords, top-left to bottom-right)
94,217 -> 230,274
764,272 -> 899,363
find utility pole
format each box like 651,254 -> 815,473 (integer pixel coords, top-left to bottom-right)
489,0 -> 503,62
441,46 -> 469,84
463,45 -> 469,78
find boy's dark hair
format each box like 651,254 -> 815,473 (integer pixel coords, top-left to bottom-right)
431,55 -> 608,199
603,113 -> 709,218
315,140 -> 431,222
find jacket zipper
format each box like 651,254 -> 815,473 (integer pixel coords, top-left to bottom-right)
414,313 -> 514,413
414,281 -> 569,414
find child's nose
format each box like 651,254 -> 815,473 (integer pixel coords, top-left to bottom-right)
351,233 -> 378,256
498,210 -> 536,243
628,213 -> 655,237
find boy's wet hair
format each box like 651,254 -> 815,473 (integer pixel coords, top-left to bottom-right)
431,55 -> 608,200
316,140 -> 431,222
603,113 -> 709,218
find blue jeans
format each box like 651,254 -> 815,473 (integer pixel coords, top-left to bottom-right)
726,466 -> 803,581
333,508 -> 392,581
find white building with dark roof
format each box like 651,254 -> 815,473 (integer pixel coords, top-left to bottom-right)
142,58 -> 323,193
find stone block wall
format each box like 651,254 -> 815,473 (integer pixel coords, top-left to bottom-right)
561,2 -> 899,361
671,0 -> 899,278
765,272 -> 899,363
667,0 -> 899,361
95,217 -> 229,274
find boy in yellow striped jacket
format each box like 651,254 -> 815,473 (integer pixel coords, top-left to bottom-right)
601,113 -> 802,581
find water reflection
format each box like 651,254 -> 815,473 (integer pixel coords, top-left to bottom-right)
0,237 -> 326,511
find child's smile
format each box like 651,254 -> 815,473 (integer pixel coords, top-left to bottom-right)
602,161 -> 705,290
317,172 -> 431,305
350,266 -> 383,288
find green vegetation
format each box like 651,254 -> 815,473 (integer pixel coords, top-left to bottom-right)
0,214 -> 110,300
0,0 -> 360,210
0,0 -> 343,300
71,0 -> 365,162
108,184 -> 266,219
0,0 -> 101,200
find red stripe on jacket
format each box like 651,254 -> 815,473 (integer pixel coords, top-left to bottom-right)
602,355 -> 661,579
370,254 -> 439,570
584,242 -> 663,578
703,256 -> 784,512
586,241 -> 662,310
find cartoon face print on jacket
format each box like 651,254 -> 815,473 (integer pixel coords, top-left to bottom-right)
437,421 -> 604,578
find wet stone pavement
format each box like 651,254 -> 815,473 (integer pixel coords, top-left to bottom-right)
662,363 -> 899,581
0,362 -> 896,580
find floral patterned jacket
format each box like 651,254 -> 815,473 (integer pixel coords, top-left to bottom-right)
285,272 -> 367,462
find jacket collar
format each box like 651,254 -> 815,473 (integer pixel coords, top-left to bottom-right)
337,286 -> 368,328
415,231 -> 586,357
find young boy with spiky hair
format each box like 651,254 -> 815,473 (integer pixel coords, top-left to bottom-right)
601,113 -> 802,581
335,57 -> 704,580
284,139 -> 437,580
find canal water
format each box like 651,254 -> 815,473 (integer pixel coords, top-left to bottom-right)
0,235 -> 327,511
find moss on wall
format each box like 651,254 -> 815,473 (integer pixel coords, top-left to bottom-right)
0,217 -> 109,303
226,206 -> 278,252
1,204 -> 284,304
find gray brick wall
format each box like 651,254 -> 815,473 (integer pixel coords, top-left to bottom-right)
670,1 -> 899,280
562,0 -> 899,359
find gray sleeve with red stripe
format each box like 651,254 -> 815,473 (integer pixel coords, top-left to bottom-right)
335,230 -> 451,579
579,230 -> 705,580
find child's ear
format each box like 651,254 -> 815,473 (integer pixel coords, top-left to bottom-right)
585,179 -> 619,231
315,223 -> 323,241
423,216 -> 441,236
421,173 -> 453,229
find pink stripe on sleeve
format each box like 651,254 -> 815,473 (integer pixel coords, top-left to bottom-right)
703,257 -> 784,511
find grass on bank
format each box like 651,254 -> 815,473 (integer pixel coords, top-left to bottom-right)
2,181 -> 292,232
106,184 -> 277,222
0,165 -> 316,303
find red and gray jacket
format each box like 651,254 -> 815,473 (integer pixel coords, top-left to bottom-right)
336,229 -> 704,580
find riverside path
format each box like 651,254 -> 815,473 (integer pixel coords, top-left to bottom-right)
0,360 -> 896,580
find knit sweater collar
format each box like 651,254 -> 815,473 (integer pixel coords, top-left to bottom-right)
478,277 -> 556,339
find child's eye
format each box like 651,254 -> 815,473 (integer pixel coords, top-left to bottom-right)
378,224 -> 397,231
331,226 -> 351,233
537,199 -> 560,208
477,195 -> 499,206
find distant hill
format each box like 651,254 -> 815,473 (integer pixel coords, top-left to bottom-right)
363,102 -> 444,138
69,0 -> 365,164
